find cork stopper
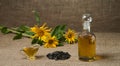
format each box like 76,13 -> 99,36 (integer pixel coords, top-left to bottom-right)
82,14 -> 92,32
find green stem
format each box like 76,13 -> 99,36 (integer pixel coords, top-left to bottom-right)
10,29 -> 31,38
0,26 -> 2,30
0,26 -> 32,38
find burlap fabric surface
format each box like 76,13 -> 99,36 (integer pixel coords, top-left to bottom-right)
0,0 -> 120,32
0,0 -> 120,66
0,32 -> 120,66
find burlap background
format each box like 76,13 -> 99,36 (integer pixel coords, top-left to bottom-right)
0,0 -> 120,32
0,32 -> 120,66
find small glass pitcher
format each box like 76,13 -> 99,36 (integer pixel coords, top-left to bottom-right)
21,44 -> 40,60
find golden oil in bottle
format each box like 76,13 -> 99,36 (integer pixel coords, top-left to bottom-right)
78,32 -> 96,61
78,14 -> 96,62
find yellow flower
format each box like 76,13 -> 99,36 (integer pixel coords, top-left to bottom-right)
44,36 -> 58,48
64,29 -> 76,44
31,23 -> 51,41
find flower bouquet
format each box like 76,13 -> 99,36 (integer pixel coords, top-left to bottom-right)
0,10 -> 77,48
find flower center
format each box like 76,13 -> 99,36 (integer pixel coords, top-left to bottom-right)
68,34 -> 72,38
38,30 -> 44,36
48,40 -> 54,44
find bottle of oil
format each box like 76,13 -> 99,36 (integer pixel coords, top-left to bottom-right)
78,14 -> 96,62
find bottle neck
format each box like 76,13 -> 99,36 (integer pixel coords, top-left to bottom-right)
82,21 -> 91,32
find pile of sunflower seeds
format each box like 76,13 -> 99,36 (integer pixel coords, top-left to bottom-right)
47,51 -> 71,60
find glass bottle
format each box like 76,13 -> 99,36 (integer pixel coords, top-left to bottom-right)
78,14 -> 96,62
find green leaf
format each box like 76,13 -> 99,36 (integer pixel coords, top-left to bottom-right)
1,27 -> 10,34
25,31 -> 34,36
58,36 -> 66,42
60,24 -> 66,31
51,25 -> 66,41
51,25 -> 66,36
57,43 -> 64,46
33,10 -> 41,25
31,38 -> 44,46
31,38 -> 38,44
0,25 -> 3,30
37,40 -> 44,46
13,33 -> 22,40
16,25 -> 30,33
15,25 -> 34,37
51,25 -> 60,36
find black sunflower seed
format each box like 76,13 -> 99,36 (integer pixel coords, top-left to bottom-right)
46,51 -> 71,60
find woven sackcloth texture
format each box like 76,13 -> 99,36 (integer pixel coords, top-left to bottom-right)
0,0 -> 120,32
0,32 -> 120,66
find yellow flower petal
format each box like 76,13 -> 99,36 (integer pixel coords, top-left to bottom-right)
30,23 -> 51,41
64,29 -> 76,44
44,36 -> 58,48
